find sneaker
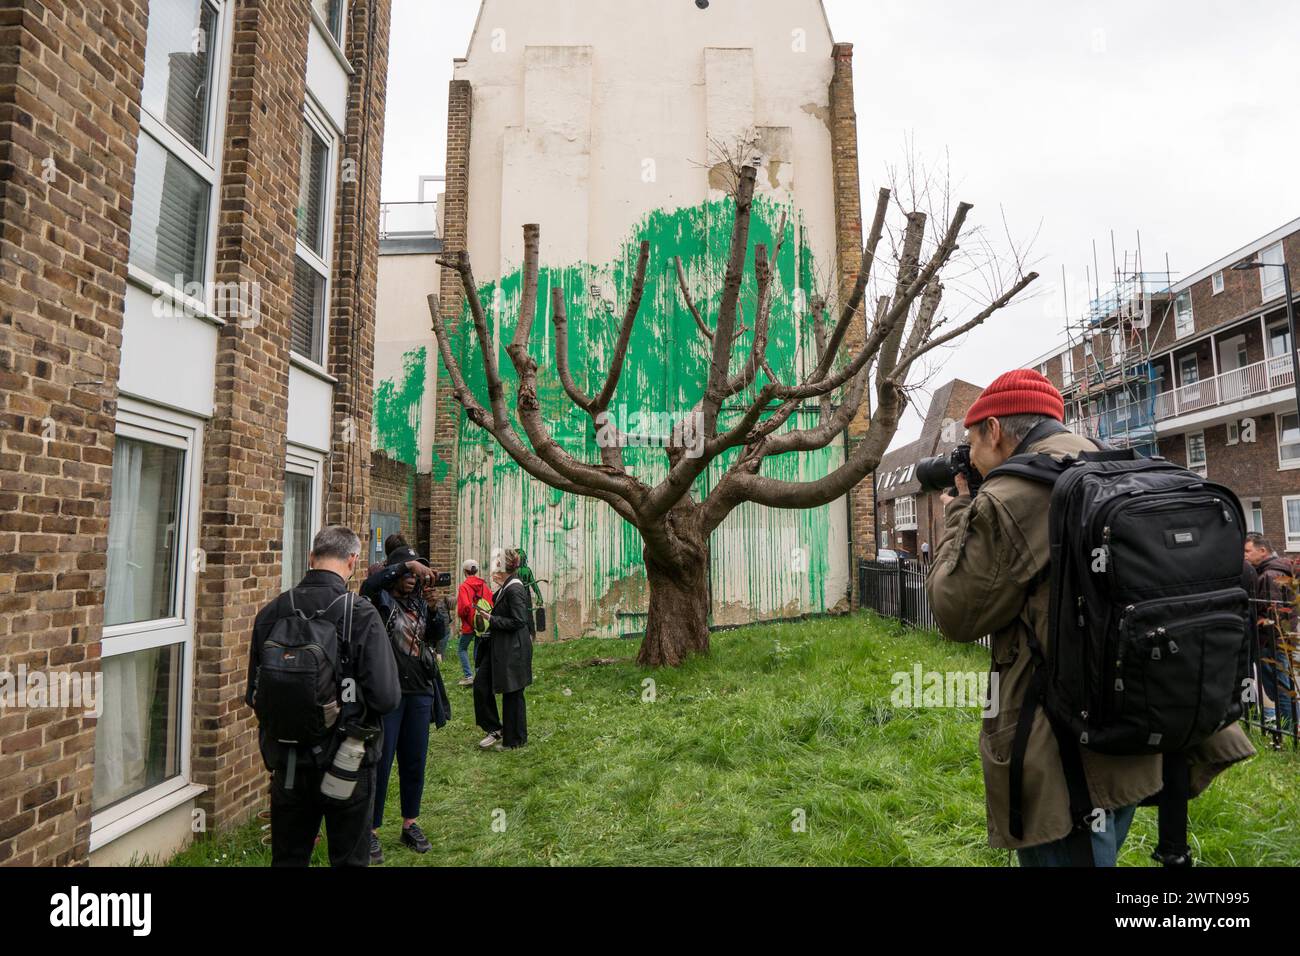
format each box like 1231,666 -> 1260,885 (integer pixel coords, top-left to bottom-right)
478,730 -> 503,749
369,833 -> 383,866
400,823 -> 431,854
458,676 -> 475,687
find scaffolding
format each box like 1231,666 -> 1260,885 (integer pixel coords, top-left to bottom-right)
1063,237 -> 1177,454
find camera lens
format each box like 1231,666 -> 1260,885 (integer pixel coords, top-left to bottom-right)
696,0 -> 710,8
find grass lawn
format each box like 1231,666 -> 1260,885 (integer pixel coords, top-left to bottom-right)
171,612 -> 1299,867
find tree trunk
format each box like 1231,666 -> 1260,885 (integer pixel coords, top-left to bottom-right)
636,540 -> 710,667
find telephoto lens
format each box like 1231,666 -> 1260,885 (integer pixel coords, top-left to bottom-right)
320,735 -> 366,800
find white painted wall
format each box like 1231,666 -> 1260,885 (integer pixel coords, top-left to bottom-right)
374,251 -> 441,468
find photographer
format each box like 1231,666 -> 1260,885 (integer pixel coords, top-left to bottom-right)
925,370 -> 1251,866
247,527 -> 400,868
360,546 -> 448,863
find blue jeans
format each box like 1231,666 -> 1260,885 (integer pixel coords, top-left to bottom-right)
1260,651 -> 1296,729
457,632 -> 476,679
1017,805 -> 1136,867
373,693 -> 432,828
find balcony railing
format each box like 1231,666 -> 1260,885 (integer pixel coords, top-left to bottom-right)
379,200 -> 439,240
1067,352 -> 1297,441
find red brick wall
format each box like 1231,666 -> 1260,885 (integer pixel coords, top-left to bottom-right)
829,42 -> 875,589
429,78 -> 472,577
190,0 -> 313,834
0,0 -> 148,866
328,0 -> 391,533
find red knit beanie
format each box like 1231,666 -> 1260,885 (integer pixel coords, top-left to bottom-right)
963,369 -> 1064,427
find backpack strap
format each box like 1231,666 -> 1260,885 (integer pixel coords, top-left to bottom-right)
984,452 -> 1071,487
1008,630 -> 1096,866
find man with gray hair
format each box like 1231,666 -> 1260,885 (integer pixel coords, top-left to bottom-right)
247,525 -> 401,866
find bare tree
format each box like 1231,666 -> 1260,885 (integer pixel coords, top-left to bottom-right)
429,164 -> 1037,666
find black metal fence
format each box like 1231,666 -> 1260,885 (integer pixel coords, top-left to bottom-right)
859,558 -> 938,632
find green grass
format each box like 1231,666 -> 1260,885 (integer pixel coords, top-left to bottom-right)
170,612 -> 1300,867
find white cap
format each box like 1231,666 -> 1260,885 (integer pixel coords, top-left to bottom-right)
463,559 -> 479,574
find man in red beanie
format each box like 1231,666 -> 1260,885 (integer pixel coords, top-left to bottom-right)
924,369 -> 1251,866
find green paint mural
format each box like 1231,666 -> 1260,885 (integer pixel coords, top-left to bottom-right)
374,346 -> 428,532
450,194 -> 847,636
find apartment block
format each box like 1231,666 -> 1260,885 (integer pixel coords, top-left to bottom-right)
0,0 -> 391,865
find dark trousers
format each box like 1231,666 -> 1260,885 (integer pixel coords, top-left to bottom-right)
373,693 -> 433,828
473,637 -> 527,747
270,761 -> 375,867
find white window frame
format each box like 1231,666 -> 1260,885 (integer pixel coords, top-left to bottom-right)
1186,430 -> 1207,476
1226,421 -> 1239,446
92,398 -> 205,845
291,99 -> 340,371
284,446 -> 326,586
1260,242 -> 1286,302
1284,495 -> 1300,552
1174,290 -> 1195,338
1212,271 -> 1224,295
1246,498 -> 1264,535
127,0 -> 235,315
310,0 -> 348,48
1061,349 -> 1073,386
895,495 -> 917,530
1277,411 -> 1300,470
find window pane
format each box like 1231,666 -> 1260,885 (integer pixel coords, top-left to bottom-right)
291,259 -> 326,363
93,644 -> 184,811
142,0 -> 216,153
1262,244 -> 1286,300
106,438 -> 185,627
129,133 -> 210,288
282,473 -> 313,590
1281,414 -> 1300,463
312,0 -> 343,39
1270,324 -> 1292,358
297,121 -> 329,254
1187,433 -> 1206,467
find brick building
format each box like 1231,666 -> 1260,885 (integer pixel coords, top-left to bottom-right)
0,0 -> 391,865
873,379 -> 984,558
1028,218 -> 1300,552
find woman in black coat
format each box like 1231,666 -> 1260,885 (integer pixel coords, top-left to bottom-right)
472,549 -> 534,750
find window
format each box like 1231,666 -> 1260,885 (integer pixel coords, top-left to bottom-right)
1227,421 -> 1239,446
1278,412 -> 1300,468
105,438 -> 184,627
1186,431 -> 1207,476
282,473 -> 313,591
1268,321 -> 1292,359
1260,242 -> 1286,302
895,496 -> 917,530
1212,271 -> 1224,295
283,448 -> 324,590
129,0 -> 225,294
1174,291 -> 1194,338
1246,499 -> 1264,535
292,112 -> 336,365
93,645 -> 184,812
312,0 -> 344,42
95,403 -> 202,833
1061,348 -> 1073,386
1285,497 -> 1300,552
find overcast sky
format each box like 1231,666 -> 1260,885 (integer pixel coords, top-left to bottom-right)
380,0 -> 1300,448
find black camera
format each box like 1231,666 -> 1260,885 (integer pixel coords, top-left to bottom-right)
916,444 -> 984,496
436,571 -> 452,587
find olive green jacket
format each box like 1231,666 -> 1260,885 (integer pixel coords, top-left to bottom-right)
925,429 -> 1254,849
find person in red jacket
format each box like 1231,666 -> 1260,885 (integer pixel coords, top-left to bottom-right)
455,559 -> 492,687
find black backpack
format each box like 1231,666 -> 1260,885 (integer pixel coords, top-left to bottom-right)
253,589 -> 355,752
988,431 -> 1251,866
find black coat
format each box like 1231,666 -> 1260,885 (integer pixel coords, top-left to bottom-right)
487,575 -> 534,694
